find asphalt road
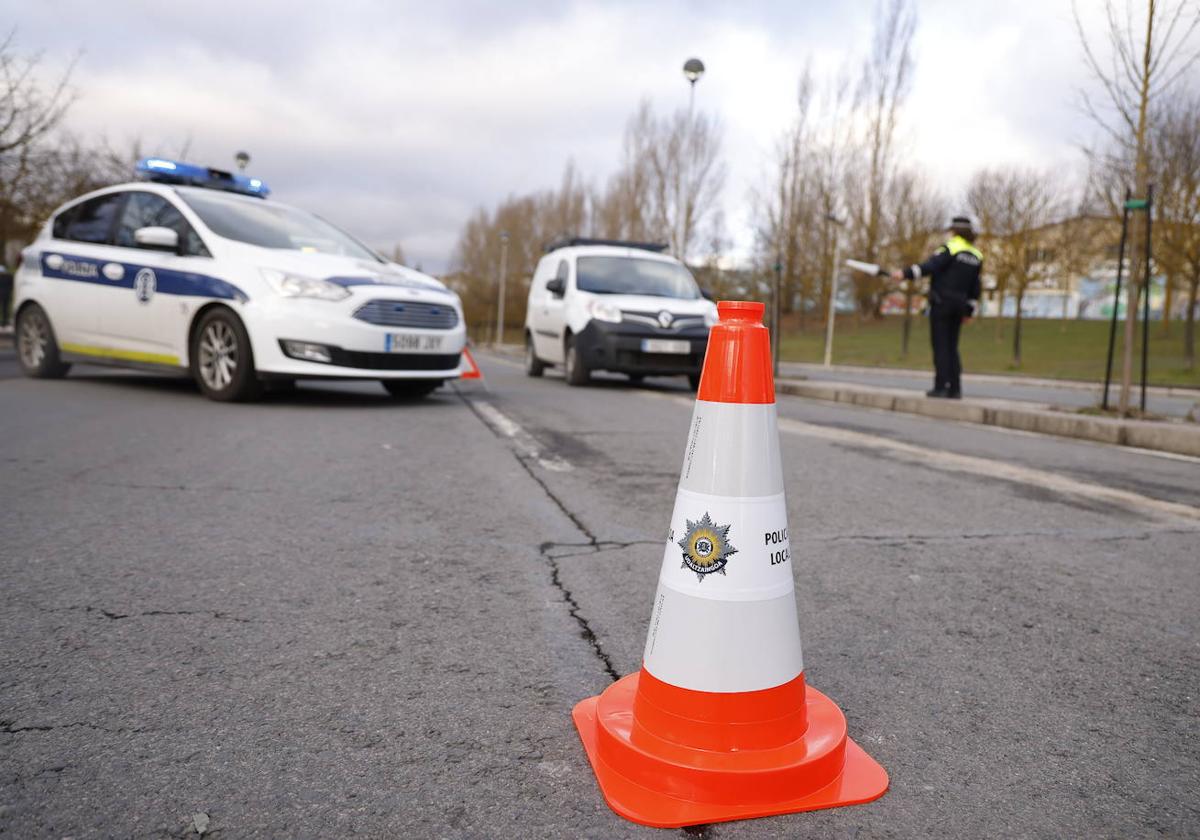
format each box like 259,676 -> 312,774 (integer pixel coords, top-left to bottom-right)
2,349 -> 1198,839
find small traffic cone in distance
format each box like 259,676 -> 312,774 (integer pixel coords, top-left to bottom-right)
459,345 -> 483,380
571,300 -> 888,828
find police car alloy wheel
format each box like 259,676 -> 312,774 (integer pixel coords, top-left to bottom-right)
16,304 -> 71,379
565,336 -> 589,386
524,333 -> 545,378
381,379 -> 442,399
190,308 -> 261,402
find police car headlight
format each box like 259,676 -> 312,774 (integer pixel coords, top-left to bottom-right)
587,299 -> 622,324
260,268 -> 350,301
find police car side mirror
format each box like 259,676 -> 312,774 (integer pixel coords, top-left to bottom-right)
546,278 -> 565,297
133,226 -> 179,253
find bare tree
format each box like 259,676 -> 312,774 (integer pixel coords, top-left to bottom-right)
595,100 -> 725,260
845,0 -> 916,317
1074,0 -> 1200,412
883,169 -> 947,356
0,31 -> 80,261
968,167 -> 1064,366
1151,89 -> 1200,365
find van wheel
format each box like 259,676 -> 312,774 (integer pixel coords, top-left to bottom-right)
191,308 -> 261,402
564,336 -> 590,386
16,303 -> 71,379
524,334 -> 545,377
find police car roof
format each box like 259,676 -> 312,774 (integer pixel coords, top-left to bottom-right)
136,158 -> 270,198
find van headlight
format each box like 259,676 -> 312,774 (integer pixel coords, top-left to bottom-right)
587,299 -> 623,324
260,268 -> 350,301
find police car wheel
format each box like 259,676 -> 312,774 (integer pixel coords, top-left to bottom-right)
191,309 -> 261,402
382,379 -> 441,399
524,334 -> 545,377
16,304 -> 71,379
564,336 -> 589,386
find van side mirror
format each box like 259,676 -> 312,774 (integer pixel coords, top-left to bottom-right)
134,226 -> 180,253
700,287 -> 715,301
546,277 -> 565,296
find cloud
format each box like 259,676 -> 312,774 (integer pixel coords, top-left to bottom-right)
7,0 -> 1121,272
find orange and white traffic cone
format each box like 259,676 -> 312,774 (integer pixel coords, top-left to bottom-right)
572,300 -> 887,828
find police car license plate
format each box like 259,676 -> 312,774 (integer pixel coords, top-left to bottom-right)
385,334 -> 443,352
641,339 -> 690,354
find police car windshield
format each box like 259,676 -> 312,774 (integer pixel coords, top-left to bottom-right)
178,190 -> 381,261
576,256 -> 700,299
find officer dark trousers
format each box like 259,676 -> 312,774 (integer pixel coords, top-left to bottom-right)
929,307 -> 963,395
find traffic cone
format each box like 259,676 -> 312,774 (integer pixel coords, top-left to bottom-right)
459,345 -> 483,380
572,300 -> 887,828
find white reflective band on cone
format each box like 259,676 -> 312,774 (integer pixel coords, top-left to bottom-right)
644,588 -> 803,692
679,402 -> 783,498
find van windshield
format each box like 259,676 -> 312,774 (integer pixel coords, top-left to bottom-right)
575,256 -> 700,299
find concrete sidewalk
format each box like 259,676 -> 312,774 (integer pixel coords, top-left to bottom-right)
782,362 -> 1200,420
776,377 -> 1200,458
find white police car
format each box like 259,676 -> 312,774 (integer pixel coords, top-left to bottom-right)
13,158 -> 466,401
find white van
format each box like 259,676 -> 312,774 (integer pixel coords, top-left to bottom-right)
523,238 -> 717,387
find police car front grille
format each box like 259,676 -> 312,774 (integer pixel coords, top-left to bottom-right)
353,299 -> 459,330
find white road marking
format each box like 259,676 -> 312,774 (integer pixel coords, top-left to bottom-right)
640,391 -> 1200,525
471,400 -> 572,472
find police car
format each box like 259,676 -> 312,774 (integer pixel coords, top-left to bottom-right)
523,238 -> 716,387
13,158 -> 466,401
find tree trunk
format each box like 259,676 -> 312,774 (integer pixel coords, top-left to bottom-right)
901,280 -> 913,358
1161,272 -> 1173,337
1118,3 -> 1155,418
1185,273 -> 1198,368
1013,290 -> 1024,367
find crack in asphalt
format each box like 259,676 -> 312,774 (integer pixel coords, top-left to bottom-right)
0,720 -> 140,736
456,389 -> 622,683
28,604 -> 253,623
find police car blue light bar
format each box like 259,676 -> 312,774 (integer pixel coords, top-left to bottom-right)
135,157 -> 270,198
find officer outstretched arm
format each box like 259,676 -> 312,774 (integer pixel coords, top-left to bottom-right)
901,247 -> 952,282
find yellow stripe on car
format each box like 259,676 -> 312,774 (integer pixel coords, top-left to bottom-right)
61,343 -> 181,367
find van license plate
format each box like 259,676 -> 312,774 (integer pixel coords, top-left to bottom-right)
386,334 -> 443,352
641,339 -> 690,354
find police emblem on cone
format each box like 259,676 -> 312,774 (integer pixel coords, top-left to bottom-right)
571,300 -> 888,829
678,513 -> 736,581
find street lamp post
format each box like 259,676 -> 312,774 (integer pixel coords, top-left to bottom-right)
823,214 -> 845,368
678,58 -> 705,262
495,231 -> 510,346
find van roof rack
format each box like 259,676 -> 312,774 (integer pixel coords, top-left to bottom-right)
544,237 -> 669,254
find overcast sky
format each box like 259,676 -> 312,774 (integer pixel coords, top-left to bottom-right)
7,1 -> 1164,273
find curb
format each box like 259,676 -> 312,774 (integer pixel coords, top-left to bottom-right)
780,362 -> 1200,399
776,379 -> 1200,458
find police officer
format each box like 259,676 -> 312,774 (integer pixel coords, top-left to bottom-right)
891,216 -> 983,398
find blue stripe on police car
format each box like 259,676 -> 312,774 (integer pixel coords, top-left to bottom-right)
40,252 -> 248,302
